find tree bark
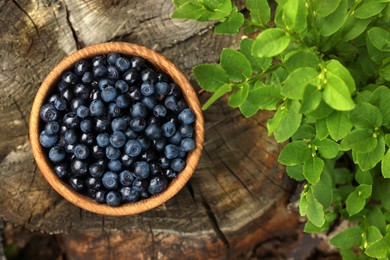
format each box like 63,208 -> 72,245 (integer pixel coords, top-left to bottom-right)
0,0 -> 297,258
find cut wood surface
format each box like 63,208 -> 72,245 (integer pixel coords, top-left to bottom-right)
0,0 -> 296,258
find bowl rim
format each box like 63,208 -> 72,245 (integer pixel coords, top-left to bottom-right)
29,42 -> 204,216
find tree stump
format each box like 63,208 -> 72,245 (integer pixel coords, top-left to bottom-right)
0,0 -> 297,258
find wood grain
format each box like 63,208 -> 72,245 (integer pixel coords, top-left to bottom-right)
30,42 -> 205,215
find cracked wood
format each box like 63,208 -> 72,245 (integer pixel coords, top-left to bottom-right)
0,0 -> 296,258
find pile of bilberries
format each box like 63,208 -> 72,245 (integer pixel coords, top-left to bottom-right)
39,53 -> 196,206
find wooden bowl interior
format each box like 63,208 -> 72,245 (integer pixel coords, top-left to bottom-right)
29,42 -> 204,216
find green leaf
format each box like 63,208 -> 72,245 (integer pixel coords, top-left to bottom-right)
286,165 -> 305,181
304,157 -> 324,184
306,188 -> 325,227
284,49 -> 320,72
325,60 -> 356,93
193,64 -> 229,91
350,102 -> 383,129
281,0 -> 308,33
346,190 -> 366,216
255,84 -> 283,110
369,86 -> 390,128
381,149 -> 390,178
315,119 -> 329,140
379,61 -> 390,81
367,27 -> 390,52
246,0 -> 270,26
353,135 -> 385,171
310,0 -> 341,17
202,0 -> 232,20
173,0 -> 187,7
292,123 -> 316,140
340,129 -> 378,153
220,48 -> 252,82
202,84 -> 232,110
313,138 -> 339,159
323,71 -> 355,111
343,16 -> 373,41
355,0 -> 387,19
330,226 -> 363,249
171,1 -> 211,20
366,226 -> 383,245
299,191 -> 308,216
304,212 -> 337,233
315,0 -> 347,36
278,140 -> 311,166
301,85 -> 322,114
356,184 -> 372,198
365,235 -> 390,258
282,67 -> 319,99
240,38 -> 272,72
313,166 -> 333,209
214,10 -> 244,34
326,111 -> 353,141
367,206 -> 387,235
377,180 -> 390,211
267,100 -> 302,142
252,28 -> 291,58
355,169 -> 373,185
228,83 -> 249,108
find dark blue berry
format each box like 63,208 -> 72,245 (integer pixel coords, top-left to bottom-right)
71,159 -> 88,177
175,99 -> 188,113
107,65 -> 119,80
181,138 -> 196,152
156,82 -> 170,96
94,116 -> 111,132
57,81 -> 69,91
130,102 -> 148,118
101,86 -> 118,102
137,135 -> 151,151
163,169 -> 177,180
89,100 -> 105,117
140,82 -> 154,96
141,68 -> 157,84
152,138 -> 166,152
62,71 -> 78,85
120,187 -> 139,203
74,59 -> 91,75
123,69 -> 140,85
48,146 -> 65,163
86,177 -> 102,190
169,83 -> 182,97
150,162 -> 161,175
80,119 -> 92,133
80,132 -> 94,145
96,133 -> 110,147
116,94 -> 131,108
95,190 -> 106,203
164,96 -> 178,111
39,130 -> 58,147
171,158 -> 186,172
89,163 -> 105,178
140,149 -> 157,162
106,145 -> 121,160
178,108 -> 195,125
157,73 -> 170,83
69,177 -> 85,191
130,118 -> 146,132
119,170 -> 135,186
134,161 -> 150,179
74,83 -> 90,100
111,117 -> 127,132
142,96 -> 157,110
153,105 -> 167,118
70,98 -> 86,111
73,144 -> 89,160
98,78 -> 115,90
161,121 -> 176,137
130,56 -> 145,71
82,71 -> 93,83
90,88 -> 101,100
45,121 -> 60,135
179,125 -> 193,138
164,144 -> 179,159
169,131 -> 182,145
108,159 -> 122,172
145,123 -> 162,140
105,191 -> 121,206
108,103 -> 121,118
132,179 -> 148,192
115,57 -> 131,72
125,129 -> 138,139
54,97 -> 67,111
54,163 -> 70,179
63,112 -> 80,129
76,105 -> 89,118
121,154 -> 136,167
148,176 -> 167,195
102,172 -> 119,190
93,65 -> 108,78
107,53 -> 120,65
49,94 -> 59,103
64,130 -> 77,144
60,88 -> 74,102
115,80 -> 129,93
110,131 -> 126,148
40,103 -> 59,122
129,88 -> 142,101
91,145 -> 105,159
158,156 -> 171,169
124,139 -> 142,157
92,56 -> 107,67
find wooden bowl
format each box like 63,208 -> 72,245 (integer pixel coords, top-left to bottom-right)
29,42 -> 204,216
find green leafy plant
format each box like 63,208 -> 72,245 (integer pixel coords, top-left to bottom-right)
172,0 -> 390,258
